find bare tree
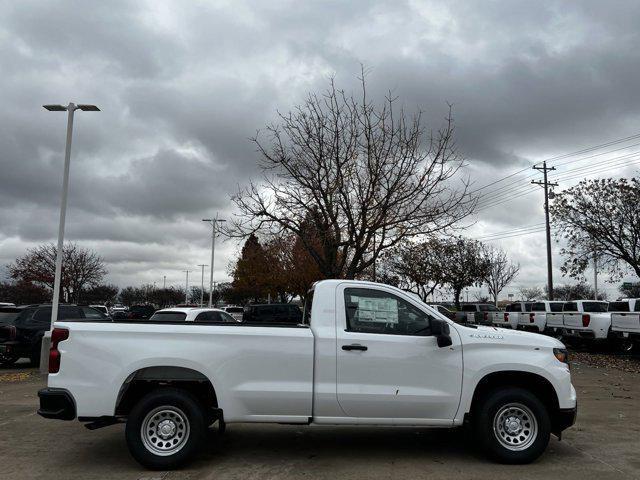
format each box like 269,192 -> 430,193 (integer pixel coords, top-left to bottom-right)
483,245 -> 520,305
551,177 -> 640,280
519,286 -> 543,301
229,71 -> 475,279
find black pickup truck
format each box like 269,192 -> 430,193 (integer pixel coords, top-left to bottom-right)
0,304 -> 108,366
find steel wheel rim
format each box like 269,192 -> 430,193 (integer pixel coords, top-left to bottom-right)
493,402 -> 538,451
141,406 -> 190,456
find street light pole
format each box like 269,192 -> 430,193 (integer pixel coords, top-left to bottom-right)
202,215 -> 226,307
183,270 -> 192,304
197,264 -> 207,307
43,103 -> 99,330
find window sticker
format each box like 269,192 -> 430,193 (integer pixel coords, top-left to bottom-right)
352,296 -> 399,324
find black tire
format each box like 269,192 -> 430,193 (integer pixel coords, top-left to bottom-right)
0,354 -> 19,367
29,340 -> 42,367
473,387 -> 551,464
125,388 -> 206,470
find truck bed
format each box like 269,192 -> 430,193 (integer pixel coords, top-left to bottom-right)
49,321 -> 314,422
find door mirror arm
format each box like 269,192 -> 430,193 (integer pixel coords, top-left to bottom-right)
431,318 -> 453,348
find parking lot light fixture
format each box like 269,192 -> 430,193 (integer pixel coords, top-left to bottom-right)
43,102 -> 100,332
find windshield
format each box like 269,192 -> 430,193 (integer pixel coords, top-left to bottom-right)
0,308 -> 22,325
149,311 -> 187,322
583,302 -> 608,313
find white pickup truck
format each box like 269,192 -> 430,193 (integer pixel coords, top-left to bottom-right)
38,280 -> 577,469
518,301 -> 565,333
491,302 -> 532,330
610,299 -> 640,351
561,300 -> 610,341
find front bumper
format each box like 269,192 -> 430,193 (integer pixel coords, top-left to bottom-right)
37,388 -> 76,420
553,405 -> 577,436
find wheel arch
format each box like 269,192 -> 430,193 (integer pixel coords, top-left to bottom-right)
115,366 -> 219,417
467,370 -> 560,424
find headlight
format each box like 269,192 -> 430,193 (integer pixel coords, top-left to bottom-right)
553,347 -> 569,365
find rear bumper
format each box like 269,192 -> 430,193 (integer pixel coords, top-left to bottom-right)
37,388 -> 76,420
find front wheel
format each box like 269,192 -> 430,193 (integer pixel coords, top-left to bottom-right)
125,388 -> 206,470
474,387 -> 550,464
0,353 -> 19,367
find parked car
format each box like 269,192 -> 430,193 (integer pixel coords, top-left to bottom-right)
518,301 -> 565,333
454,303 -> 499,325
89,305 -> 109,316
127,305 -> 156,320
492,302 -> 533,330
429,304 -> 455,320
110,304 -> 128,315
0,302 -> 15,307
38,279 -> 576,469
149,308 -> 236,323
0,304 -> 108,366
222,306 -> 244,322
609,299 -> 639,352
562,300 -> 610,343
243,303 -> 302,324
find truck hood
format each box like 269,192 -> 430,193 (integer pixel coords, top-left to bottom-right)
452,323 -> 565,349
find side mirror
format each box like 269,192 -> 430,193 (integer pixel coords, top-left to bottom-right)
431,318 -> 453,348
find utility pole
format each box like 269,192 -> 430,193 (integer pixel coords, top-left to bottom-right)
163,275 -> 166,289
197,264 -> 208,307
183,270 -> 192,305
202,215 -> 226,307
593,251 -> 599,299
532,161 -> 558,300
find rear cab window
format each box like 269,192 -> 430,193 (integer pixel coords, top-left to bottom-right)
505,303 -> 522,312
608,301 -> 630,312
531,303 -> 546,312
549,302 -> 564,312
0,308 -> 23,325
582,302 -> 608,313
149,311 -> 187,322
461,305 -> 476,312
479,304 -> 498,312
303,289 -> 314,325
563,302 -> 578,312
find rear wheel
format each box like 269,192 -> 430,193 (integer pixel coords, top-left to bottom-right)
474,387 -> 550,464
125,388 -> 206,470
0,353 -> 19,367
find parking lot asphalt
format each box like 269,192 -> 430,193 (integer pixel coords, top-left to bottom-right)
0,358 -> 639,480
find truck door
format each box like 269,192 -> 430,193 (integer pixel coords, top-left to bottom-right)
335,284 -> 463,423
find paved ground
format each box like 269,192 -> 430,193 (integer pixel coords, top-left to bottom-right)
1,358 -> 639,480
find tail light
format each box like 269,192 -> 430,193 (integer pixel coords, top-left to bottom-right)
48,328 -> 69,374
483,312 -> 488,322
529,313 -> 535,323
582,314 -> 590,327
0,325 -> 17,340
504,312 -> 509,321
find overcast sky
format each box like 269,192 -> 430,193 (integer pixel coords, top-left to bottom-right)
1,0 -> 640,300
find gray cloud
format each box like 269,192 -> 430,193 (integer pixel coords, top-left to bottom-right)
1,0 -> 639,298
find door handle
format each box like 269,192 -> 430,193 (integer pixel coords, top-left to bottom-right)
342,344 -> 368,351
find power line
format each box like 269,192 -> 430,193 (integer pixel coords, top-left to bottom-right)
471,132 -> 640,202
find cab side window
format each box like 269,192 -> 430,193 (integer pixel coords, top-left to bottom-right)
344,288 -> 432,336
